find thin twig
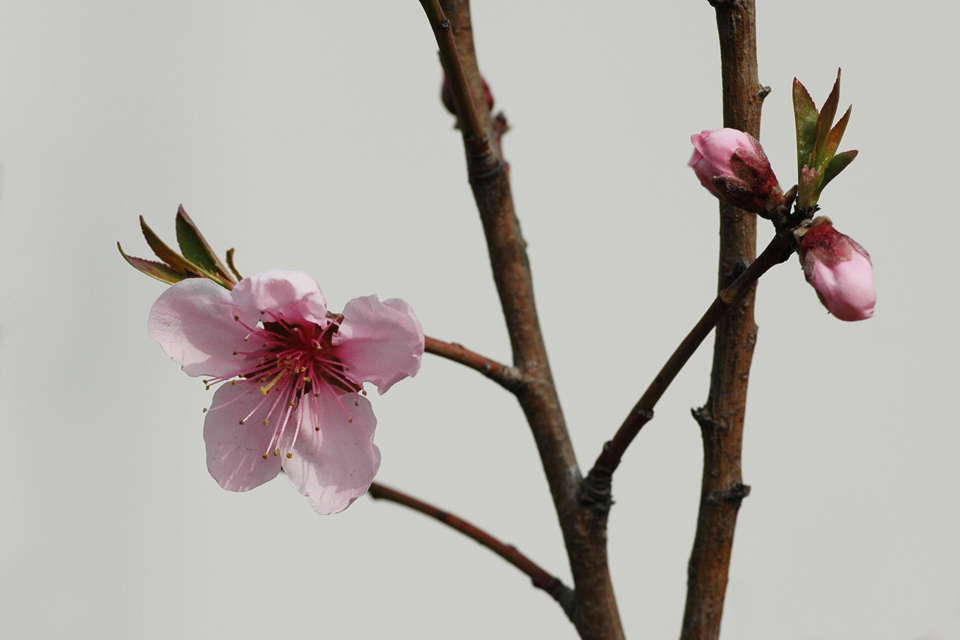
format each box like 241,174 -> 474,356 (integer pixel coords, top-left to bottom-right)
368,481 -> 575,618
424,336 -> 526,390
582,230 -> 794,492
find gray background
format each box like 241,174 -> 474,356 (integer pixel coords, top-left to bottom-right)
1,2 -> 957,638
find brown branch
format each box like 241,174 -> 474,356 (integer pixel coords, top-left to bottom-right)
681,3 -> 767,640
368,481 -> 575,617
418,0 -> 497,174
420,2 -> 623,637
582,229 -> 794,495
424,336 -> 526,390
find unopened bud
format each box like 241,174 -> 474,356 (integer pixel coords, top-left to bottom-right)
797,217 -> 875,321
441,75 -> 495,117
689,129 -> 783,216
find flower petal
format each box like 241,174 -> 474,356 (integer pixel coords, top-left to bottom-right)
149,278 -> 254,377
812,252 -> 876,321
231,269 -> 328,326
333,295 -> 425,394
283,386 -> 380,515
203,381 -> 285,491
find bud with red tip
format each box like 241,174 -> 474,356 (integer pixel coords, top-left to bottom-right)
797,217 -> 875,321
689,128 -> 784,216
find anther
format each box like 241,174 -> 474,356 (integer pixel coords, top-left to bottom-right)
286,452 -> 293,459
239,419 -> 245,425
273,449 -> 280,456
262,420 -> 269,426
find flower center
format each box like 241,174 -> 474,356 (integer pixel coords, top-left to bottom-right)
203,310 -> 361,460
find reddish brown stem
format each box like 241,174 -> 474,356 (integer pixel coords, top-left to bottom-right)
368,481 -> 575,617
583,230 -> 793,485
680,3 -> 767,640
421,2 -> 623,638
424,336 -> 526,390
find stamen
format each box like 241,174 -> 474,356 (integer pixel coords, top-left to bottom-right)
260,370 -> 288,395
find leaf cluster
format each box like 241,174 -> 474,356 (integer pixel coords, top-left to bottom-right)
793,69 -> 858,210
118,205 -> 241,289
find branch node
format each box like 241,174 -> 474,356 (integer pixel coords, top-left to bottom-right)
707,482 -> 752,505
468,154 -> 505,181
757,85 -> 772,100
438,18 -> 451,31
552,582 -> 578,623
578,459 -> 614,524
636,408 -> 654,420
691,405 -> 718,431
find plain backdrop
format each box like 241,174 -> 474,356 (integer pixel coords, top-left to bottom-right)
1,2 -> 958,639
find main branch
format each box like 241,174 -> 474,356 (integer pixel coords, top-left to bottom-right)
421,1 -> 623,637
681,2 -> 767,639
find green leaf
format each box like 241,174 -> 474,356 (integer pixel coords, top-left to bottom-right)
820,149 -> 858,192
824,105 -> 852,161
118,242 -> 187,285
175,205 -> 235,284
140,216 -> 197,275
793,78 -> 819,175
814,70 -> 842,166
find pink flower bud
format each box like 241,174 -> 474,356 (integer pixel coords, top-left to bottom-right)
798,218 -> 876,321
689,128 -> 783,215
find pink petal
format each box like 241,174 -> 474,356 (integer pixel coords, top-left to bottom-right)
333,295 -> 425,394
203,381 -> 285,491
231,269 -> 328,326
149,279 -> 254,377
690,129 -> 750,178
283,386 -> 380,515
813,252 -> 876,321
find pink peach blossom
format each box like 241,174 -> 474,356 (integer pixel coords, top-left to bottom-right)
799,221 -> 876,322
149,269 -> 424,514
689,128 -> 782,215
